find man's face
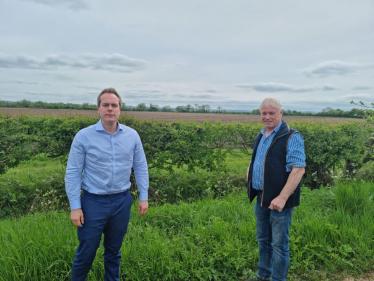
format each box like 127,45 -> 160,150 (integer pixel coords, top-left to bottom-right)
97,93 -> 121,123
261,106 -> 283,131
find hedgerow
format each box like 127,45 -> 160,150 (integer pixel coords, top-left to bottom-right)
0,113 -> 369,218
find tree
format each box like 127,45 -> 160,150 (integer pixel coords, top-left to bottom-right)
162,105 -> 172,112
322,107 -> 333,113
149,104 -> 159,112
135,103 -> 148,111
176,105 -> 187,112
216,106 -> 223,113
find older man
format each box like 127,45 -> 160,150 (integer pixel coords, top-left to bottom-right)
65,88 -> 149,281
246,98 -> 306,281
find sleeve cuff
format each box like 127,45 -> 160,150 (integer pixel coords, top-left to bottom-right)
286,163 -> 306,172
139,191 -> 148,201
69,199 -> 82,210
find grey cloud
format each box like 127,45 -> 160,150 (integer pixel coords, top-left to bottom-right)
74,86 -> 103,91
23,92 -> 55,97
339,93 -> 373,103
53,74 -> 80,82
205,89 -> 218,93
196,89 -> 218,94
21,0 -> 89,10
321,84 -> 338,91
0,79 -> 50,85
236,82 -> 337,92
351,86 -> 372,90
123,92 -> 168,100
0,53 -> 147,73
189,94 -> 215,99
173,94 -> 186,98
302,60 -> 374,78
167,94 -> 216,100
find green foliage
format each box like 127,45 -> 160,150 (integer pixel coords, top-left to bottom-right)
1,182 -> 374,280
0,114 -> 372,219
0,151 -> 247,218
0,115 -> 40,174
351,100 -> 374,164
289,121 -> 366,188
146,169 -> 244,204
0,155 -> 67,218
290,181 -> 374,280
0,113 -> 371,188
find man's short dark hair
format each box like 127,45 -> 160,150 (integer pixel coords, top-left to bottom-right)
97,88 -> 122,108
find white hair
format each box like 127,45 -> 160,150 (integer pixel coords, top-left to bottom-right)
260,98 -> 282,111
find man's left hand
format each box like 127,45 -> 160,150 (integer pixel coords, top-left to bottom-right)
268,196 -> 287,212
138,200 -> 149,216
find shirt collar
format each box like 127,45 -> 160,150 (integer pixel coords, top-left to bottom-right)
260,120 -> 284,136
95,119 -> 123,133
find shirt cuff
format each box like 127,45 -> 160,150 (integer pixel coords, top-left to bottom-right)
69,198 -> 82,210
286,163 -> 306,172
139,191 -> 148,201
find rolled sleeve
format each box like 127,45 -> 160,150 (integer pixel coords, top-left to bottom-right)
286,133 -> 306,172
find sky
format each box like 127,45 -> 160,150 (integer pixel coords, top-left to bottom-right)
0,0 -> 373,112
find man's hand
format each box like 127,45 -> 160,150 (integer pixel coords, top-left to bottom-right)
268,196 -> 287,212
268,167 -> 305,212
138,200 -> 149,216
71,208 -> 84,227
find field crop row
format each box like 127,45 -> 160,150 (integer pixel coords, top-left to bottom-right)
0,107 -> 363,123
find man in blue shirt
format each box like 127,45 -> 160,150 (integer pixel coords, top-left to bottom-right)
65,88 -> 149,281
246,98 -> 306,281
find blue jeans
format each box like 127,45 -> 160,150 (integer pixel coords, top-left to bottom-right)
71,190 -> 133,281
254,193 -> 294,281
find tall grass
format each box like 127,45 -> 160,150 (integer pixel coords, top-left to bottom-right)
1,181 -> 373,281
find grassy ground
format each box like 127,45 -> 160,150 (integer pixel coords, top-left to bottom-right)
1,181 -> 373,280
1,153 -> 374,280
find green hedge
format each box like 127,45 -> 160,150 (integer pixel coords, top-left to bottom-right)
1,114 -> 367,185
0,114 -> 369,218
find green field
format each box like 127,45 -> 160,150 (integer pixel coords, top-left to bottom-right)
1,154 -> 374,281
1,113 -> 373,280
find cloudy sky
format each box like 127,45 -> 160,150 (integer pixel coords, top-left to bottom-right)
0,0 -> 373,111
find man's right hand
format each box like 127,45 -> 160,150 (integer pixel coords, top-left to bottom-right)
71,208 -> 84,227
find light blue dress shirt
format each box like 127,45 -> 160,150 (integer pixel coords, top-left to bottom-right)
65,120 -> 149,210
252,120 -> 306,190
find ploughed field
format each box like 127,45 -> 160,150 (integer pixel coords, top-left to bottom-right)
0,108 -> 362,123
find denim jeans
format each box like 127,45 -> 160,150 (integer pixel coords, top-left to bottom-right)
254,193 -> 294,281
71,190 -> 133,281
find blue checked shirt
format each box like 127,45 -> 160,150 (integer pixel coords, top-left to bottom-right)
65,120 -> 149,210
252,120 -> 306,191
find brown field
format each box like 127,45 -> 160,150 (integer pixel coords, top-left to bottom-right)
0,108 -> 363,124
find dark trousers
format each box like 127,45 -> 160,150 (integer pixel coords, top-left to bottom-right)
71,190 -> 133,281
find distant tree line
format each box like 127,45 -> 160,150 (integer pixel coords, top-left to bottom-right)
0,99 -> 372,118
